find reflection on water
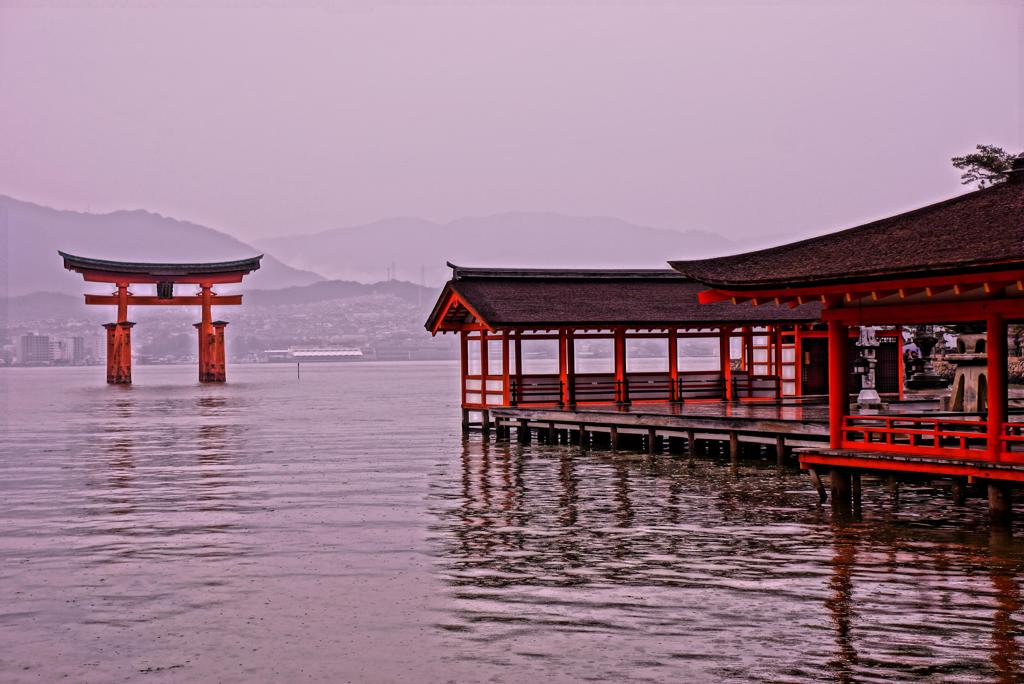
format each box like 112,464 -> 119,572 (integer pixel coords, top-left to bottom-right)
3,363 -> 1024,682
430,437 -> 1024,682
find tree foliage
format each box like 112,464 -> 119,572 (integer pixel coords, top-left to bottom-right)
951,144 -> 1016,188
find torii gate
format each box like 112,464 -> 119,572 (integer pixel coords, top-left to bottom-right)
59,252 -> 262,384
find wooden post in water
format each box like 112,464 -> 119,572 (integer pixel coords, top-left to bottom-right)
775,435 -> 786,467
647,428 -> 658,456
687,430 -> 697,466
729,432 -> 739,472
888,475 -> 900,506
518,419 -> 530,444
951,479 -> 967,505
831,469 -> 853,519
610,426 -> 619,451
989,482 -> 1013,529
851,471 -> 862,518
808,468 -> 827,503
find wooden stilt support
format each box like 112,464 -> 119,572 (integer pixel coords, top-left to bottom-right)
851,471 -> 862,519
831,469 -> 853,519
687,430 -> 697,466
580,426 -> 589,451
888,475 -> 900,506
808,468 -> 827,503
481,410 -> 491,436
951,479 -> 967,505
989,481 -> 1013,529
518,419 -> 531,444
647,428 -> 658,456
461,409 -> 471,436
775,435 -> 786,468
729,432 -> 739,472
610,426 -> 619,452
547,423 -> 557,443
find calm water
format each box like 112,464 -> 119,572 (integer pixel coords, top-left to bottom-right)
2,362 -> 1023,683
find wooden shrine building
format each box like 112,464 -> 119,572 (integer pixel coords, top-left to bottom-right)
672,153 -> 1024,523
426,264 -> 834,430
59,252 -> 262,384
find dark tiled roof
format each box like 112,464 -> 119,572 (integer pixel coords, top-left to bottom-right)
425,265 -> 821,330
59,251 -> 262,277
670,179 -> 1024,290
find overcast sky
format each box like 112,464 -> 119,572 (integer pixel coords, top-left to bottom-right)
1,1 -> 1021,245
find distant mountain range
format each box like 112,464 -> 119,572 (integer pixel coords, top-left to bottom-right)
1,195 -> 774,299
258,212 -> 741,285
0,195 -> 324,297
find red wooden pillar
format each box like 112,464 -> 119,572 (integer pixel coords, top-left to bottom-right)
742,325 -> 753,372
116,283 -> 129,323
794,325 -> 804,397
668,328 -> 679,402
614,327 -> 628,404
896,325 -> 905,401
988,313 -> 1008,460
459,331 -> 469,407
719,327 -> 733,400
558,328 -> 569,407
501,331 -> 511,406
480,329 -> 489,389
196,285 -> 215,382
828,319 -> 850,448
565,329 -> 576,406
513,331 -> 523,406
772,326 -> 783,376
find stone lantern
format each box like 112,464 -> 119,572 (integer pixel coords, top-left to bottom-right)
945,326 -> 988,412
906,324 -> 948,390
855,325 -> 883,408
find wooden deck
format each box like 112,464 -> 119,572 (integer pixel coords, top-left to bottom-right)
491,401 -> 830,447
487,399 -> 944,449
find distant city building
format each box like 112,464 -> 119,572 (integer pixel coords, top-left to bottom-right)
17,333 -> 52,365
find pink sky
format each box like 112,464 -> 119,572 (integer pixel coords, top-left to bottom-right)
1,1 -> 1021,244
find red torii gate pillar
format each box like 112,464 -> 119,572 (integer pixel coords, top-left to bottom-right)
192,285 -> 228,383
102,282 -> 135,384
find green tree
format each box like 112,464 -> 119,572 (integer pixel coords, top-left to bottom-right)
951,144 -> 1016,188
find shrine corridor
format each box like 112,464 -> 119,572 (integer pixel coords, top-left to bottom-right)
2,362 -> 1024,683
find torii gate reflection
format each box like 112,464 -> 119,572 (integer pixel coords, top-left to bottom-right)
59,252 -> 262,384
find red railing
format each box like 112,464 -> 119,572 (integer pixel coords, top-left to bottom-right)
1002,422 -> 1024,454
842,415 -> 988,458
488,370 -> 783,407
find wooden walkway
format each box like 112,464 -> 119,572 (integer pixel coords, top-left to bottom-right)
490,402 -> 830,449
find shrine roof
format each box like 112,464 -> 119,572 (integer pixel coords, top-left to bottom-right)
670,174 -> 1024,291
426,264 -> 821,331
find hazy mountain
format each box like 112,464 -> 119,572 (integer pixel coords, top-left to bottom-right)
245,279 -> 433,307
2,291 -> 98,323
258,212 -> 739,285
0,195 -> 324,297
4,278 -> 433,323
